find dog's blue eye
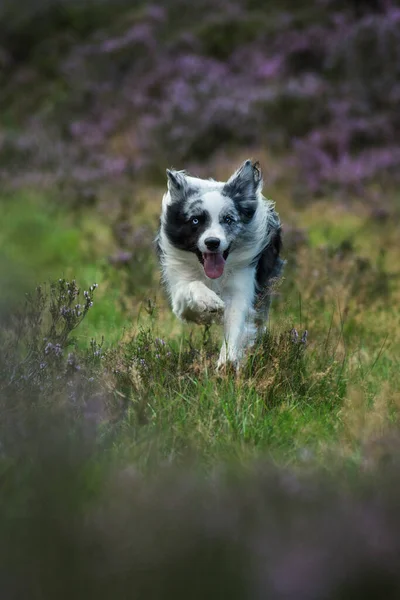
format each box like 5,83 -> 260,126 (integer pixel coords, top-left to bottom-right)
192,218 -> 199,226
224,216 -> 234,225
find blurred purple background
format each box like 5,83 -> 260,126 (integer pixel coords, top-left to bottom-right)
1,0 -> 399,195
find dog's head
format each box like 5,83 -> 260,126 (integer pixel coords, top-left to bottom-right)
162,160 -> 263,279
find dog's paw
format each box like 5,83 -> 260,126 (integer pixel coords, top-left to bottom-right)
216,344 -> 242,374
175,288 -> 224,325
191,288 -> 225,319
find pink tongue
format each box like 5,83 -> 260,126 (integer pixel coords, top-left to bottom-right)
203,253 -> 226,279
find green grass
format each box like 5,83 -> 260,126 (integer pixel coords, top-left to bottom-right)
0,190 -> 148,344
1,181 -> 399,469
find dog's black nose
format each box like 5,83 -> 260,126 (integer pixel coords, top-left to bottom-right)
204,237 -> 221,250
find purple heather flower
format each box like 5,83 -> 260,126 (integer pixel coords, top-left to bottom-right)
291,329 -> 299,343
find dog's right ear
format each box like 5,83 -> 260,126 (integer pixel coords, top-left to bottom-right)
166,169 -> 188,203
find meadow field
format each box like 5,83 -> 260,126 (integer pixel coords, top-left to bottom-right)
2,152 -> 399,466
1,0 -> 400,597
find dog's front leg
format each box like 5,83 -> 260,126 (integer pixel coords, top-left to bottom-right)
217,268 -> 257,370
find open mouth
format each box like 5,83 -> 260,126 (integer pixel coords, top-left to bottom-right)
196,248 -> 230,279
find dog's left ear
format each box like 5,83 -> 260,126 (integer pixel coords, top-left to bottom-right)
166,169 -> 188,203
223,159 -> 262,222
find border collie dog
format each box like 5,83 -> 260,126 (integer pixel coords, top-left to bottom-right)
157,159 -> 284,369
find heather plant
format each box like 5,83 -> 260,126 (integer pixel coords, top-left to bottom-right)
0,233 -> 398,598
3,407 -> 400,600
243,328 -> 310,405
0,278 -> 100,401
1,0 -> 399,193
0,270 -> 351,465
0,316 -> 400,600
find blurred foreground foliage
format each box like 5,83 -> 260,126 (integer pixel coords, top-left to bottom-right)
1,276 -> 400,597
